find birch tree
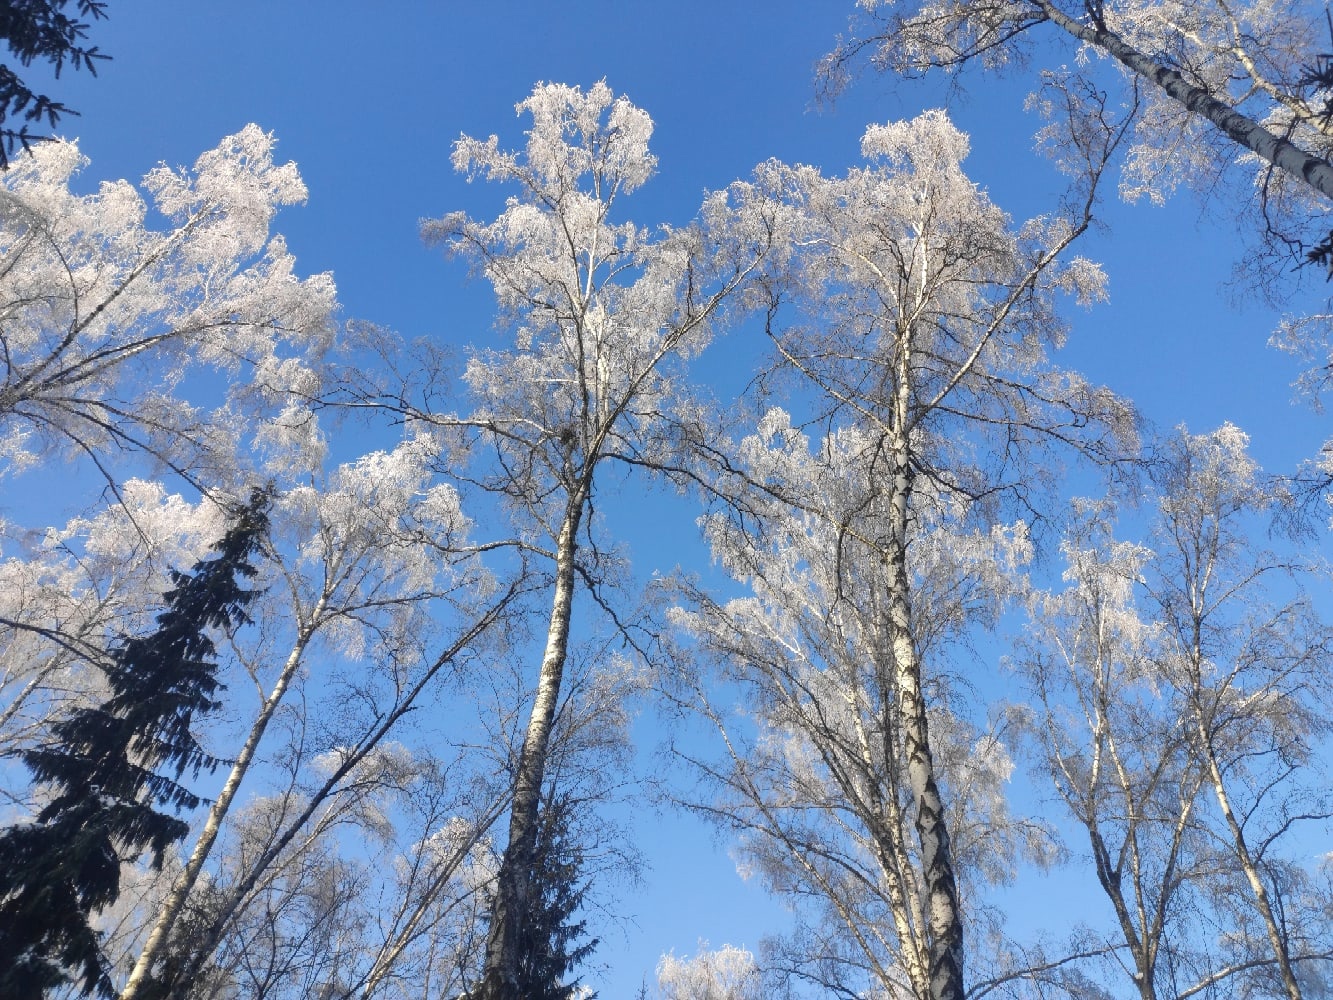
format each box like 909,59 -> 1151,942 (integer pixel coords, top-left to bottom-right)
1022,428 -> 1333,1000
1020,503 -> 1214,1000
415,80 -> 773,1000
0,125 -> 335,488
672,110 -> 1133,1000
824,0 -> 1333,502
656,943 -> 763,1000
823,0 -> 1333,252
1146,425 -> 1332,1000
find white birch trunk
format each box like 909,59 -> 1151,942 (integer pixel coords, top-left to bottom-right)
1194,714 -> 1304,1000
119,596 -> 327,1000
479,495 -> 585,1000
1035,0 -> 1333,202
854,703 -> 931,997
886,384 -> 964,1000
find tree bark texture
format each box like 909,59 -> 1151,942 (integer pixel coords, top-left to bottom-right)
886,409 -> 964,1000
479,500 -> 584,1000
1036,0 -> 1333,202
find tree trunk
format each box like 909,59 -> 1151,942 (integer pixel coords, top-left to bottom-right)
1035,0 -> 1333,202
479,498 -> 584,1000
122,583 -> 512,998
1086,822 -> 1157,1000
119,597 -> 326,1000
855,703 -> 931,997
885,419 -> 964,1000
1195,716 -> 1304,1000
359,798 -> 505,1000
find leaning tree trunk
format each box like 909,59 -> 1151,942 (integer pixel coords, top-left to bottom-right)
1189,678 -> 1304,1000
124,587 -> 513,999
479,494 -> 585,1000
119,595 -> 328,1000
1034,0 -> 1333,202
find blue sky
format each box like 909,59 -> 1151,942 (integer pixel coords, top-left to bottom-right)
14,1 -> 1333,995
40,1 -> 1329,461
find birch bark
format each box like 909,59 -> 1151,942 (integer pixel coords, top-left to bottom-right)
1033,0 -> 1333,203
1195,722 -> 1305,1000
479,499 -> 584,999
676,109 -> 1132,1000
422,83 -> 771,999
886,439 -> 964,1000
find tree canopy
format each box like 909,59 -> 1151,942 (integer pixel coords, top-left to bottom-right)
0,9 -> 1331,1000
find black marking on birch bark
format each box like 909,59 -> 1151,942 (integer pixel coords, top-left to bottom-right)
1034,0 -> 1333,201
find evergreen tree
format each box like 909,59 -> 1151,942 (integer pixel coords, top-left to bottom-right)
0,489 -> 271,999
0,0 -> 109,166
479,791 -> 599,1000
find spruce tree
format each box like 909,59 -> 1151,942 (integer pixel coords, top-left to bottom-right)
0,489 -> 270,999
512,792 -> 599,1000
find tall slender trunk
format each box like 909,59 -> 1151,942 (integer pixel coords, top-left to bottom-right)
479,495 -> 584,1000
1034,0 -> 1333,201
855,702 -> 931,997
1195,717 -> 1304,1000
119,597 -> 327,1000
885,416 -> 963,1000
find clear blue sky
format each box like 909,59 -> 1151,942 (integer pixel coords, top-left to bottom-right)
18,2 -> 1333,995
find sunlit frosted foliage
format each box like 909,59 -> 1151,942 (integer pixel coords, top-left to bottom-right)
656,942 -> 762,1000
0,125 -> 336,483
827,0 -> 1333,325
670,109 -> 1132,1000
721,112 -> 1129,483
275,434 -> 474,642
834,0 -> 1333,197
0,485 -> 225,777
425,81 -> 772,499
